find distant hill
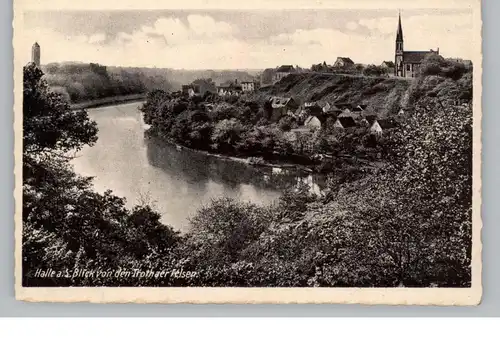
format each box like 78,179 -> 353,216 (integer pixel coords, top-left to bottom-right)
108,67 -> 258,90
42,62 -> 174,104
40,62 -> 259,103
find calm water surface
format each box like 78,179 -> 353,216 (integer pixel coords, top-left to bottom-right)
72,102 -> 325,231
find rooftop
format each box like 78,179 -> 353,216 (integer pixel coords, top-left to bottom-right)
276,65 -> 295,72
403,51 -> 437,64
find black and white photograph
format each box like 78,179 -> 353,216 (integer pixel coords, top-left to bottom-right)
14,0 -> 482,304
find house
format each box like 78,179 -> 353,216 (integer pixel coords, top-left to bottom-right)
217,81 -> 243,96
181,84 -> 196,97
370,118 -> 397,135
333,57 -> 355,68
333,116 -> 357,129
359,114 -> 377,127
191,79 -> 217,96
272,65 -> 295,83
241,81 -> 259,92
337,109 -> 363,122
269,96 -> 299,122
322,103 -> 341,114
381,61 -> 395,69
304,116 -> 322,130
394,13 -> 440,78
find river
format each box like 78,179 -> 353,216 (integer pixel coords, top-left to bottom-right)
72,102 -> 326,231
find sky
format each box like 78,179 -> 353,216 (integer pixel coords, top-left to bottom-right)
20,8 -> 474,69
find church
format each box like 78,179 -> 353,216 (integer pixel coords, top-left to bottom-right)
394,13 -> 439,78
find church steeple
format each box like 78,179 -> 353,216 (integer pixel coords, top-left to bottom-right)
395,12 -> 404,76
396,11 -> 403,42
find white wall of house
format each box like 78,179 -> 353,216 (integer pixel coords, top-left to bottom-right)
370,121 -> 383,134
241,82 -> 255,92
333,119 -> 344,129
305,116 -> 322,129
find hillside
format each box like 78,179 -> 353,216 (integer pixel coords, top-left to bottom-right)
254,73 -> 412,117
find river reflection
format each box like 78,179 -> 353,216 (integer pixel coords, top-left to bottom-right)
72,102 -> 326,232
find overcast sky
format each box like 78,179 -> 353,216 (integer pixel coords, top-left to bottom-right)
21,8 -> 474,69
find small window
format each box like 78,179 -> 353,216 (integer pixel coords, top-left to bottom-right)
406,64 -> 411,71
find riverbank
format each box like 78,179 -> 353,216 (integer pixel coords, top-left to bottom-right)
70,93 -> 146,110
145,128 -> 317,174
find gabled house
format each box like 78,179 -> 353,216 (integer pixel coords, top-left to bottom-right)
241,81 -> 259,92
217,81 -> 243,96
269,96 -> 299,122
381,61 -> 395,68
370,118 -> 397,135
360,113 -> 377,126
273,65 -> 295,83
333,57 -> 355,68
333,116 -> 357,129
304,116 -> 322,130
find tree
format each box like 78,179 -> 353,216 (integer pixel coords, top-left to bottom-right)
23,63 -> 98,155
211,118 -> 244,152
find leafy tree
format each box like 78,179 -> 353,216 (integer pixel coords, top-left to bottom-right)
211,118 -> 244,152
23,63 -> 98,155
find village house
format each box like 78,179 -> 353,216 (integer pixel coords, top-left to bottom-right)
293,101 -> 341,128
322,102 -> 342,114
304,115 -> 323,130
269,96 -> 299,122
333,106 -> 368,129
272,65 -> 295,83
370,118 -> 397,135
217,80 -> 243,96
333,116 -> 357,129
359,113 -> 377,127
394,13 -> 439,78
241,81 -> 259,92
381,61 -> 395,69
333,57 -> 355,68
181,84 -> 197,97
192,79 -> 217,96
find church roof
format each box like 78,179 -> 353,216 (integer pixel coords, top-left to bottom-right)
403,51 -> 435,64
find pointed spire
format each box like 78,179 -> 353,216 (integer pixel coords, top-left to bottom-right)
396,11 -> 403,41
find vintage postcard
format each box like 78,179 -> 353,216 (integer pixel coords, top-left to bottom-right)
14,0 -> 482,304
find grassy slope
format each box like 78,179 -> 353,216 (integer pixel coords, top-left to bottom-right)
254,73 -> 412,117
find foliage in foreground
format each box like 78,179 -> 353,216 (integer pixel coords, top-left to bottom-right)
22,62 -> 472,287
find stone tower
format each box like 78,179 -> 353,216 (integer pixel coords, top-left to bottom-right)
31,42 -> 40,67
394,13 -> 404,77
